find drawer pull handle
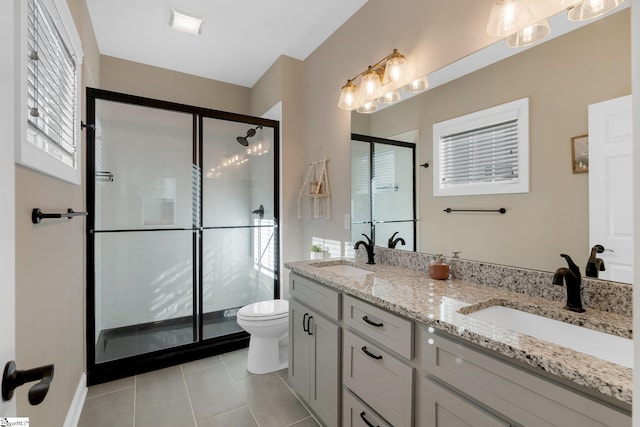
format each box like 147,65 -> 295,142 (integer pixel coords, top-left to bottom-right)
307,316 -> 313,336
361,346 -> 383,360
360,411 -> 378,427
362,316 -> 383,327
302,313 -> 309,333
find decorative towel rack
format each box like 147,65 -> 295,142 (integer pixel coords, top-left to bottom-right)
32,208 -> 88,224
444,208 -> 506,214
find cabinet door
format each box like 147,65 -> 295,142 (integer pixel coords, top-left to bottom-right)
343,389 -> 392,427
310,308 -> 341,427
343,330 -> 413,427
421,378 -> 510,427
289,300 -> 311,401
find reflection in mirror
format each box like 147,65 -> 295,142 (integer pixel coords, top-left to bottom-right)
351,9 -> 631,284
351,134 -> 416,251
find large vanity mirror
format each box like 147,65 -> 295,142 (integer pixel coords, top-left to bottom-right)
351,8 -> 632,284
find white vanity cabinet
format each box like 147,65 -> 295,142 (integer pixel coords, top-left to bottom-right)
289,274 -> 341,427
342,295 -> 414,427
421,377 -> 510,427
419,330 -> 631,427
288,270 -> 631,427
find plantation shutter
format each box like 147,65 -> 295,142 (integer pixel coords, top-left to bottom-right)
26,0 -> 78,168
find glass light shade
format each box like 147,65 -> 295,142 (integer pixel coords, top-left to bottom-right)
505,19 -> 551,47
378,89 -> 401,104
358,67 -> 383,101
338,81 -> 359,111
402,76 -> 430,93
382,51 -> 410,86
486,0 -> 533,36
554,0 -> 583,6
567,0 -> 623,21
356,100 -> 379,114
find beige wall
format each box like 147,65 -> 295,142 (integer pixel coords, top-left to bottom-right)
367,10 -> 630,272
100,55 -> 251,114
251,55 -> 306,298
300,1 -> 629,269
299,0 -> 571,253
14,0 -> 100,424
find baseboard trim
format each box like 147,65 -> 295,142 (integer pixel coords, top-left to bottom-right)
63,372 -> 87,427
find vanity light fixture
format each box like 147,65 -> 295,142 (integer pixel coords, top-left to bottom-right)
338,49 -> 430,113
487,0 -> 624,48
505,19 -> 551,47
486,0 -> 533,37
567,0 -> 624,21
169,8 -> 203,35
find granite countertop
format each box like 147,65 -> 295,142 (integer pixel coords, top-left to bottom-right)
285,258 -> 633,406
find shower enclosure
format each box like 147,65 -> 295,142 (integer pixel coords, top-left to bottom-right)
86,88 -> 279,384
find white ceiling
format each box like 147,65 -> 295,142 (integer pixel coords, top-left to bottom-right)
86,0 -> 368,88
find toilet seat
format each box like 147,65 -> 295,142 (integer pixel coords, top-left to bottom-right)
237,299 -> 289,321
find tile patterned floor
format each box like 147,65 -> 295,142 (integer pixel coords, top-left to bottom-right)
78,348 -> 320,427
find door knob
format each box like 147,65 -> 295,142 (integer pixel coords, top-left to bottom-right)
2,361 -> 54,405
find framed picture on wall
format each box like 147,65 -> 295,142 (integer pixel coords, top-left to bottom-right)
571,134 -> 589,174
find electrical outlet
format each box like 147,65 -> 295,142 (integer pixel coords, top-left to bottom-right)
344,214 -> 350,230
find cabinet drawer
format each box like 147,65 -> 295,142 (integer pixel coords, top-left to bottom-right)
343,330 -> 413,427
420,377 -> 510,427
422,329 -> 631,427
343,388 -> 392,427
343,294 -> 413,359
290,273 -> 340,321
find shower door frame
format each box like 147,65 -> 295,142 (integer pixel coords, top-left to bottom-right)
351,133 -> 417,251
85,88 -> 280,385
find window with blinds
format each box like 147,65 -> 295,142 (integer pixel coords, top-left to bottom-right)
433,98 -> 529,196
18,0 -> 83,184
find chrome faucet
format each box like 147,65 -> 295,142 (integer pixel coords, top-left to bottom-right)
552,254 -> 585,313
387,232 -> 406,249
354,234 -> 376,264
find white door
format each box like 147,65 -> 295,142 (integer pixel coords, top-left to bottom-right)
0,0 -> 17,416
588,95 -> 633,283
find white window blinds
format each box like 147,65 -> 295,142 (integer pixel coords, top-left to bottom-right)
15,0 -> 82,185
433,98 -> 529,196
440,118 -> 519,187
25,0 -> 80,170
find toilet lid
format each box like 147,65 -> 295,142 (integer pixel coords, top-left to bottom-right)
238,299 -> 289,319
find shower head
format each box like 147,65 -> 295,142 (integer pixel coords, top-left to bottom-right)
236,125 -> 262,146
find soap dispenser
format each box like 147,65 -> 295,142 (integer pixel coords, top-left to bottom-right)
429,254 -> 450,280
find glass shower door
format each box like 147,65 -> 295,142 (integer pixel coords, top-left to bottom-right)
351,135 -> 416,250
91,99 -> 196,363
200,118 -> 277,340
87,88 -> 280,384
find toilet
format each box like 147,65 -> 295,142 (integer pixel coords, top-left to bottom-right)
236,299 -> 289,374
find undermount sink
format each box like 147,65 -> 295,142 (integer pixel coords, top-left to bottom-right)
319,264 -> 372,278
465,306 -> 632,369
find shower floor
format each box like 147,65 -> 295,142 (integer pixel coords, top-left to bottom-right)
95,311 -> 244,363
